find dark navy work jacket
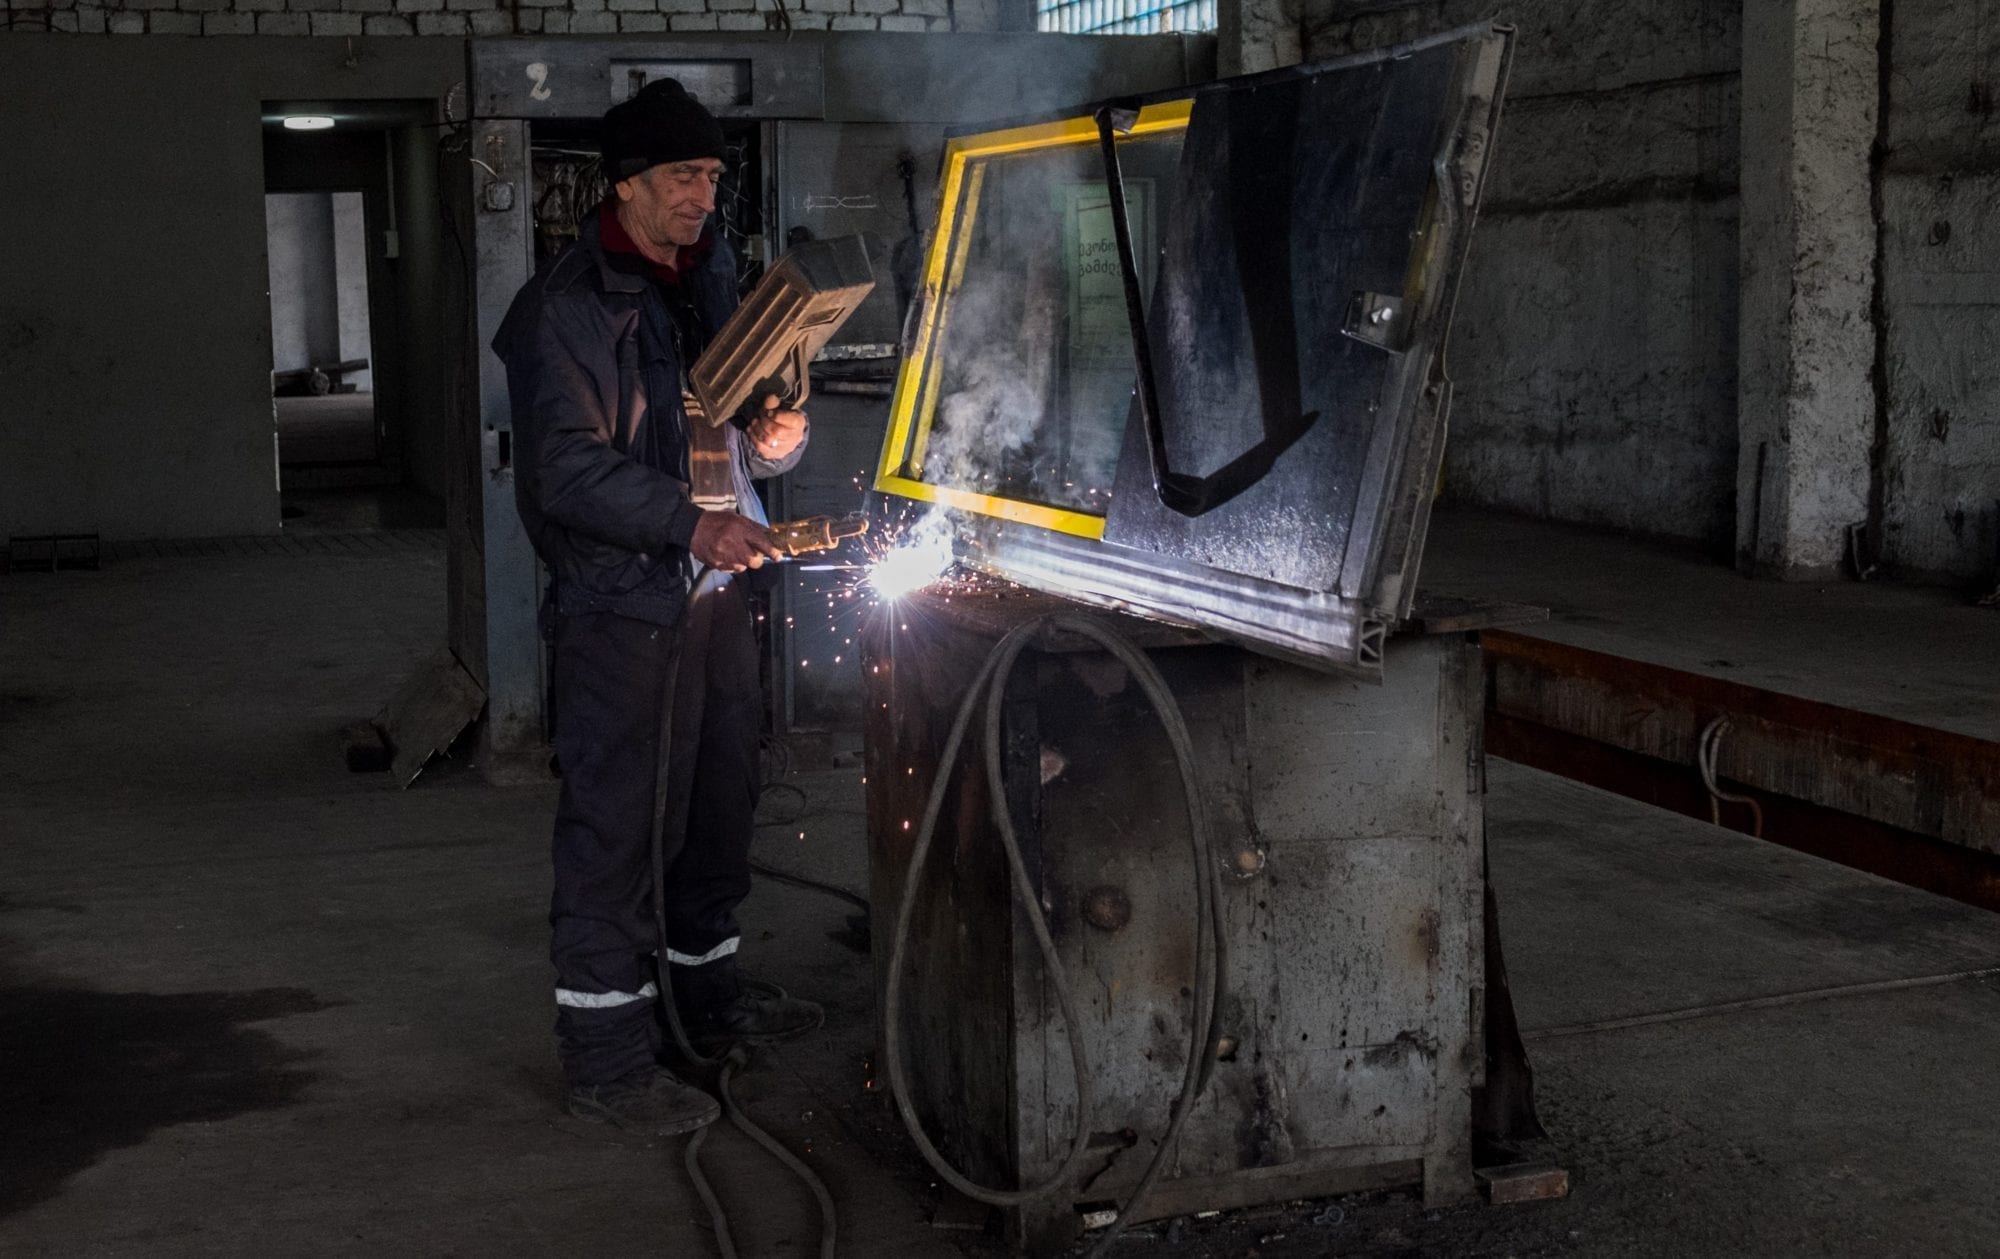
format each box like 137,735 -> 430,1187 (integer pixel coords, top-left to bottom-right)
492,216 -> 805,625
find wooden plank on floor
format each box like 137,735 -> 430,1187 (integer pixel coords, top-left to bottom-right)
1477,1162 -> 1569,1205
375,649 -> 486,788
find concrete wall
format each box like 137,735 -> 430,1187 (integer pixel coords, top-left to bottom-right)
1879,2 -> 2000,583
331,191 -> 375,390
0,37 -> 459,541
1268,2 -> 1989,585
1302,0 -> 1743,551
266,192 -> 342,374
0,0 -> 957,36
265,190 -> 372,386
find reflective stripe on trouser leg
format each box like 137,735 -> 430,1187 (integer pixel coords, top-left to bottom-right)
663,937 -> 739,967
555,981 -> 659,1009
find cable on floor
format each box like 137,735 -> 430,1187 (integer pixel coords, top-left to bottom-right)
881,612 -> 1227,1256
720,1055 -> 839,1242
751,759 -> 871,918
754,779 -> 812,826
759,732 -> 796,782
684,1123 -> 735,1254
748,858 -> 871,914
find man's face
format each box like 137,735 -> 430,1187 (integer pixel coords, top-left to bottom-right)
616,158 -> 724,249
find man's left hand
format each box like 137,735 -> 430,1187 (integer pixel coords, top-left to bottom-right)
747,394 -> 807,461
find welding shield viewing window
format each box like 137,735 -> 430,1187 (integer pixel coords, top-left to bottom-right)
875,26 -> 1512,675
876,102 -> 1190,535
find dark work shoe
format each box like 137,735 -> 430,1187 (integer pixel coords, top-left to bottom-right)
685,978 -> 824,1053
567,1067 -> 719,1137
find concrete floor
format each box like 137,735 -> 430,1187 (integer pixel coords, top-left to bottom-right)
275,394 -> 379,467
3,525 -> 1998,1256
281,486 -> 445,534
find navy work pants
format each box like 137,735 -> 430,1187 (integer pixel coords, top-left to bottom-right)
548,579 -> 761,1086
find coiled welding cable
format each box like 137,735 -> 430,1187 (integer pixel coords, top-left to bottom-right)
882,612 -> 1227,1256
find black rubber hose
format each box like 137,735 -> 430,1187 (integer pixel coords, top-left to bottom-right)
881,612 -> 1226,1251
754,779 -> 812,826
720,1055 -> 839,1259
684,1124 -> 735,1255
882,617 -> 1096,1206
751,779 -> 872,914
748,858 -> 871,915
675,1035 -> 839,1259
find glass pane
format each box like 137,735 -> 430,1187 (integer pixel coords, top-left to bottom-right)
909,127 -> 1186,517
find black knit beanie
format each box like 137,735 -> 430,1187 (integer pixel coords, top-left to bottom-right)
601,79 -> 726,184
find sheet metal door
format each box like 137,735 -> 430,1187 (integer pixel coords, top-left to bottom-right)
871,26 -> 1512,677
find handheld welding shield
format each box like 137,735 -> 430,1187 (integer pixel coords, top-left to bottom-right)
682,234 -> 877,516
688,234 -> 878,428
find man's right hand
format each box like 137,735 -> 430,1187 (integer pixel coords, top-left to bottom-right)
690,510 -> 782,573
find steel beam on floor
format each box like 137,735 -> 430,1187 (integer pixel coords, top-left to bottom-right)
1481,630 -> 2000,913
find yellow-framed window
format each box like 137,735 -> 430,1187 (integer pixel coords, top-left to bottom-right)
872,100 -> 1193,541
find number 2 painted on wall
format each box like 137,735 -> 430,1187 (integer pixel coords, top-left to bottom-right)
525,62 -> 552,102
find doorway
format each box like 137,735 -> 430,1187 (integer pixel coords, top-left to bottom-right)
262,101 -> 451,532
267,189 -> 379,467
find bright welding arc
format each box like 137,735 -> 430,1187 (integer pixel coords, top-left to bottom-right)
865,517 -> 954,601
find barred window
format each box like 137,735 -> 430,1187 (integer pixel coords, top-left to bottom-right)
1037,0 -> 1216,35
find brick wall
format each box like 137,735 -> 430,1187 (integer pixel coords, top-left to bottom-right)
0,0 -> 956,36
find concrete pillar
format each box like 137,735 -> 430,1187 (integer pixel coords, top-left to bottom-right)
1736,0 -> 1880,578
1217,0 -> 1302,77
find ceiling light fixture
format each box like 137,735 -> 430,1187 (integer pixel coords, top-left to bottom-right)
282,115 -> 336,131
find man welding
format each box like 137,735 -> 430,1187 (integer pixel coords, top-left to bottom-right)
493,78 -> 822,1135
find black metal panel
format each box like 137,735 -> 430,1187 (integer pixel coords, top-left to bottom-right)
774,121 -> 947,350
1101,39 -> 1464,594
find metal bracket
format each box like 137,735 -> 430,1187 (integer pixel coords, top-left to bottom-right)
1342,290 -> 1407,351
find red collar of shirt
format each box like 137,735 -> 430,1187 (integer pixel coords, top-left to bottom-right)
599,200 -> 715,286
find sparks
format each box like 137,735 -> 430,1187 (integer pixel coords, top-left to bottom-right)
866,525 -> 953,601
